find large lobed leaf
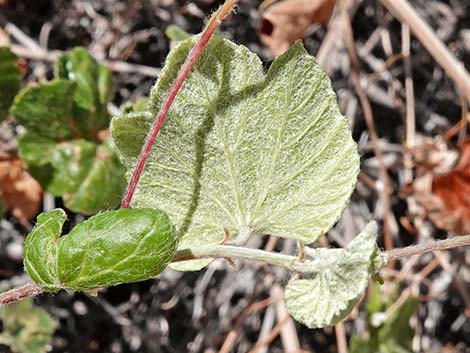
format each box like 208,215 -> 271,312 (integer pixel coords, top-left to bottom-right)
24,208 -> 178,291
0,47 -> 22,121
284,222 -> 386,328
112,36 -> 360,270
10,48 -> 125,214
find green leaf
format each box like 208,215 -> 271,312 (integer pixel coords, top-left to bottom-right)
111,37 -> 359,271
349,283 -> 419,353
165,25 -> 191,41
24,208 -> 178,292
0,299 -> 56,353
23,209 -> 65,291
284,222 -> 386,328
11,47 -> 123,214
121,97 -> 150,114
64,138 -> 127,214
18,134 -> 126,214
10,80 -> 77,140
0,47 -> 22,121
55,47 -> 112,137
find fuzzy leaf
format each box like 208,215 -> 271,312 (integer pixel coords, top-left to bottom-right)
10,80 -> 76,140
0,299 -> 56,353
55,47 -> 112,137
0,47 -> 22,121
24,208 -> 178,292
284,222 -> 386,328
111,37 -> 359,271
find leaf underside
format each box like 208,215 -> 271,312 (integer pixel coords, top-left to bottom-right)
284,222 -> 386,329
112,36 -> 360,271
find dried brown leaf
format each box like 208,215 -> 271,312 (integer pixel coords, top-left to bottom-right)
0,158 -> 42,226
412,140 -> 470,234
258,0 -> 336,55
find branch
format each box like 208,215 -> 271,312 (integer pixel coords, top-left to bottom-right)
2,234 -> 470,307
173,235 -> 470,270
173,244 -> 308,272
387,235 -> 470,260
0,283 -> 43,306
120,0 -> 240,208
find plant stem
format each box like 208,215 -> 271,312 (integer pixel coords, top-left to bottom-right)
120,0 -> 239,208
0,283 -> 42,306
173,245 -> 310,272
2,235 -> 470,306
173,235 -> 470,269
387,234 -> 470,260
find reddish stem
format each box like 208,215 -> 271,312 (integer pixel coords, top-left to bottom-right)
0,283 -> 43,306
121,0 -> 239,208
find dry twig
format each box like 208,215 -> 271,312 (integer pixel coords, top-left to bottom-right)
380,0 -> 470,104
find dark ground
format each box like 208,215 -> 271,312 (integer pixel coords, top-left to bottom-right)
0,0 -> 470,352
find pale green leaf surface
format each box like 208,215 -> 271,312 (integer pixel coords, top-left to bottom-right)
0,47 -> 21,121
0,299 -> 56,353
284,221 -> 386,328
24,208 -> 178,292
112,37 -> 360,271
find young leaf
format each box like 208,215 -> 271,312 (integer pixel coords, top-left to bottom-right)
10,48 -> 126,214
284,222 -> 386,328
55,47 -> 112,138
111,36 -> 359,271
10,80 -> 77,140
349,283 -> 419,353
17,133 -> 126,214
165,25 -> 191,42
0,299 -> 56,353
120,97 -> 150,114
24,208 -> 178,292
0,47 -> 22,122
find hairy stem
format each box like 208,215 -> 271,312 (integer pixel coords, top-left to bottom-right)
2,234 -> 470,306
0,283 -> 43,306
173,235 -> 470,269
173,244 -> 309,272
387,234 -> 470,260
121,0 -> 239,208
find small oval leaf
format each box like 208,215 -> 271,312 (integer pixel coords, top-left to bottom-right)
24,208 -> 178,292
284,222 -> 386,328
